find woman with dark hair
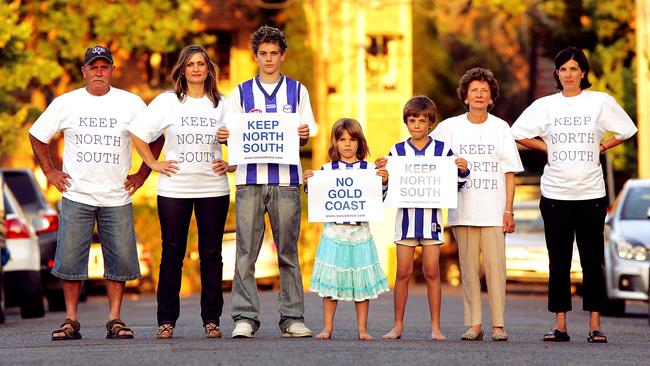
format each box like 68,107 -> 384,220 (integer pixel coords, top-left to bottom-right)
128,45 -> 232,339
431,67 -> 523,341
511,47 -> 637,343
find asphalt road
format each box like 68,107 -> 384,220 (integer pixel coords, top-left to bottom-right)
1,284 -> 648,366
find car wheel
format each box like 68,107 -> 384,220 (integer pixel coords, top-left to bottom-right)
0,269 -> 5,324
46,289 -> 66,312
20,291 -> 45,319
601,298 -> 626,316
20,271 -> 45,318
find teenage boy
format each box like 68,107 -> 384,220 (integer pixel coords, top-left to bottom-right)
217,25 -> 316,338
376,96 -> 469,340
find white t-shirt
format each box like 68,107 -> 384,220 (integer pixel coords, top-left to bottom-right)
29,87 -> 145,207
511,90 -> 637,200
128,92 -> 229,198
431,114 -> 523,226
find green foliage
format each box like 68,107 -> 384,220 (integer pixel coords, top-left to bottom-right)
281,2 -> 314,93
0,0 -> 203,157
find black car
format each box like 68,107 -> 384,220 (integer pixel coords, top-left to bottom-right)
1,169 -> 64,311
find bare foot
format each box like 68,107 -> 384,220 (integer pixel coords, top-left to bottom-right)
382,326 -> 402,340
358,330 -> 373,340
431,330 -> 446,341
315,329 -> 332,339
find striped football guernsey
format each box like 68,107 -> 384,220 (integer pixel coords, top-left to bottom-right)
389,137 -> 469,242
229,74 -> 316,186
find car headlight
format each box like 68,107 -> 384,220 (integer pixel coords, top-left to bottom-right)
615,239 -> 648,261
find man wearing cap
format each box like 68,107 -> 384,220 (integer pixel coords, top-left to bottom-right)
29,45 -> 161,340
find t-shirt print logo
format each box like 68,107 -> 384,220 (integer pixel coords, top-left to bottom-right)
283,105 -> 293,113
249,108 -> 263,113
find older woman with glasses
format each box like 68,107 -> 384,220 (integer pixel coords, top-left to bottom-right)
431,67 -> 523,341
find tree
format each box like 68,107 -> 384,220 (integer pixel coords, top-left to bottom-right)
0,0 -> 209,159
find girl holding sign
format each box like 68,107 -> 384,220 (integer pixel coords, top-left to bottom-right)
304,118 -> 389,340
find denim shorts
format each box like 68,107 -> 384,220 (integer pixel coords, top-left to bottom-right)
52,197 -> 140,281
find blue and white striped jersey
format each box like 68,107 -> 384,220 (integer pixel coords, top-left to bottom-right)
321,160 -> 376,225
388,137 -> 469,241
227,74 -> 317,186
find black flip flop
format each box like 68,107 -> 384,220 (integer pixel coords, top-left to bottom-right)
542,328 -> 570,342
587,330 -> 608,343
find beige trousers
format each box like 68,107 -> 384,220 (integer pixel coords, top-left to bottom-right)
452,226 -> 506,327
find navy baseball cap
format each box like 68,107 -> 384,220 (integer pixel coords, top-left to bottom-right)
84,46 -> 113,65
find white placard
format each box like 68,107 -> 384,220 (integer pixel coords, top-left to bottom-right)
226,113 -> 300,165
307,169 -> 384,222
384,156 -> 458,208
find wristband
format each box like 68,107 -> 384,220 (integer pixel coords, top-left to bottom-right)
504,211 -> 514,216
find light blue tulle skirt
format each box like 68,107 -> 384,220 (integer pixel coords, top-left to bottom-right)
310,223 -> 389,301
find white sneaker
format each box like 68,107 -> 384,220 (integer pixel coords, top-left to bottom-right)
282,322 -> 313,338
232,322 -> 255,338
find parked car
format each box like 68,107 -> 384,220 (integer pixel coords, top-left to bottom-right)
2,183 -> 45,318
505,200 -> 583,288
1,175 -> 6,324
1,169 -> 64,311
221,225 -> 280,290
86,231 -> 152,292
603,179 -> 650,317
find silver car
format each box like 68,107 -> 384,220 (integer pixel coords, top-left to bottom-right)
603,179 -> 650,317
505,200 -> 583,288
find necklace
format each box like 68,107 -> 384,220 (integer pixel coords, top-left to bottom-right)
466,113 -> 487,141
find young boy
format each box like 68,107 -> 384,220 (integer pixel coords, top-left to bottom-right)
377,96 -> 469,340
217,25 -> 316,338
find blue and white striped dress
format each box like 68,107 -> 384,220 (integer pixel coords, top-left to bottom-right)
309,160 -> 389,301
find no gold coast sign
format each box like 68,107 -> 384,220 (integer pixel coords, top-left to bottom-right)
307,169 -> 383,222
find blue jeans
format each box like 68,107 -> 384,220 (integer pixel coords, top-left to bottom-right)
52,197 -> 140,281
231,185 -> 305,332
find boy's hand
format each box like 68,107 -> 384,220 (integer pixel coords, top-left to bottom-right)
375,156 -> 388,169
298,124 -> 310,146
217,127 -> 229,144
376,167 -> 389,184
303,170 -> 314,185
298,124 -> 310,139
455,157 -> 469,175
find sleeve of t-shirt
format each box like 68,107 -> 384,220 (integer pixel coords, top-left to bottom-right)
127,93 -> 168,143
226,86 -> 244,115
598,94 -> 638,140
298,85 -> 318,137
500,123 -> 524,174
215,96 -> 227,128
429,118 -> 451,144
511,100 -> 544,140
29,96 -> 64,143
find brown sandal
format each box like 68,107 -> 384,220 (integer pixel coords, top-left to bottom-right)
205,323 -> 222,338
51,319 -> 82,341
106,319 -> 134,339
156,323 -> 174,339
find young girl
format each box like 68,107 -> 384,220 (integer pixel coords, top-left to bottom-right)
304,118 -> 390,340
